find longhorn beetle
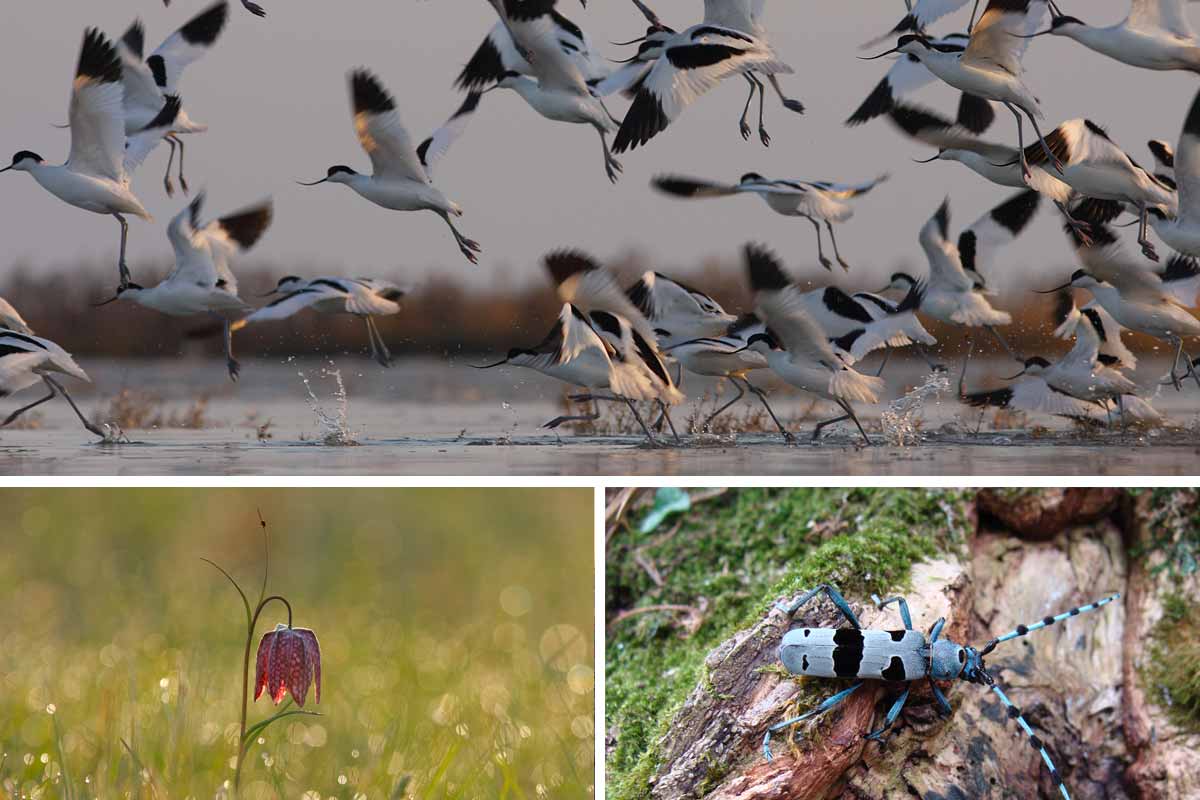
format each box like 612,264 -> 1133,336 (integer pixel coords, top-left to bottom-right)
761,584 -> 1120,800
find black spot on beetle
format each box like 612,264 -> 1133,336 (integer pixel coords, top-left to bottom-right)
803,629 -> 810,637
1049,766 -> 1062,785
831,628 -> 865,677
889,630 -> 907,641
881,655 -> 906,681
802,654 -> 809,671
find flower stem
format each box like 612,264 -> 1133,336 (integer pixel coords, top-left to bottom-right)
234,594 -> 293,791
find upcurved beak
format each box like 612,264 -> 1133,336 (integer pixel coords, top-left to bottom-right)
912,153 -> 941,164
0,166 -> 11,174
92,294 -> 121,307
470,358 -> 510,369
858,46 -> 902,60
1002,368 -> 1027,380
295,177 -> 327,186
610,35 -> 648,46
1033,282 -> 1072,294
256,289 -> 278,297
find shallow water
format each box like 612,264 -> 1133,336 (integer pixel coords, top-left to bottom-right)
1,356 -> 1197,475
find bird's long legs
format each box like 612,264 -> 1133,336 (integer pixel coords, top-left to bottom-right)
2,385 -> 56,427
743,375 -> 795,442
219,316 -> 240,381
1136,203 -> 1159,261
569,393 -> 663,445
437,210 -> 482,264
767,74 -> 805,114
543,394 -> 601,429
169,134 -> 189,196
825,221 -> 851,271
875,346 -> 892,377
1018,103 -> 1064,174
753,73 -> 769,146
365,315 -> 392,367
44,375 -> 108,439
113,213 -> 131,289
701,378 -> 746,432
967,0 -> 982,32
812,399 -> 872,446
739,74 -> 757,141
958,332 -> 975,397
599,130 -> 623,183
802,214 -> 833,270
163,136 -> 178,196
657,400 -> 682,443
985,325 -> 1020,361
1055,200 -> 1092,246
1004,102 -> 1033,182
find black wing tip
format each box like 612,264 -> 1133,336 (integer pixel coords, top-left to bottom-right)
544,249 -> 604,285
1148,139 -> 1176,167
1184,88 -> 1200,141
78,28 -> 122,84
454,37 -> 506,92
896,279 -> 925,313
933,198 -> 951,239
142,94 -> 182,131
219,201 -> 274,251
956,92 -> 995,135
991,188 -> 1041,235
350,68 -> 396,115
963,387 -> 1013,409
744,243 -> 789,292
188,191 -> 206,230
845,79 -> 894,127
650,175 -> 706,197
122,20 -> 146,59
179,1 -> 230,46
613,88 -> 669,154
1051,288 -> 1074,326
1163,253 -> 1200,282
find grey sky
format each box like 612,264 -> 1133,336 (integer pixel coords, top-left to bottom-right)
0,0 -> 1190,293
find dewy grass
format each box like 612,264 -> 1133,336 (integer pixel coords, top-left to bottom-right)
605,488 -> 970,800
1145,592 -> 1200,733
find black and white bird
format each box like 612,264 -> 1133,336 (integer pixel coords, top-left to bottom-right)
298,70 -> 482,263
118,2 -> 229,196
544,250 -> 685,441
963,360 -> 1119,423
866,0 -> 1010,45
1148,86 -> 1200,258
104,194 -> 272,380
1053,291 -> 1139,371
455,7 -> 609,93
881,196 -> 1034,390
483,3 -> 624,182
889,103 -> 1094,240
848,32 -> 996,135
237,276 -> 406,368
2,29 -> 180,289
863,0 -> 1062,181
742,244 -> 885,445
651,172 -> 888,271
1019,119 -> 1177,261
0,299 -> 105,439
476,302 -> 662,437
611,21 -> 793,153
1023,0 -> 1200,72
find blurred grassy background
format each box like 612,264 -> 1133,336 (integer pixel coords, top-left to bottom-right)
0,488 -> 594,799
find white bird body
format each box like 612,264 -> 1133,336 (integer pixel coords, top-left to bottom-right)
1149,85 -> 1200,255
627,270 -> 737,341
668,335 -> 768,377
245,277 -> 405,322
1054,297 -> 1140,370
1044,1 -> 1200,72
0,328 -> 90,393
501,76 -> 614,130
302,70 -> 481,263
1081,278 -> 1200,339
22,164 -> 151,219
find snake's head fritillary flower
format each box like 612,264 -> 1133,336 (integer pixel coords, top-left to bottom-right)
254,624 -> 322,707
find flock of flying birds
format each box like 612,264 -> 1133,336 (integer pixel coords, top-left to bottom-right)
2,0 -> 1200,446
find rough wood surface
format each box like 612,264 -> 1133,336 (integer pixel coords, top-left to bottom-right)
635,491 -> 1195,800
977,489 -> 1122,540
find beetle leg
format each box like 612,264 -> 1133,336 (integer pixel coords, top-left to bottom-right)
763,681 -> 864,760
870,595 -> 914,630
928,676 -> 952,716
776,583 -> 862,629
865,687 -> 910,741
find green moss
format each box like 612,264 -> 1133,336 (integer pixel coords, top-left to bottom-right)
1144,592 -> 1200,733
605,489 -> 970,800
1136,489 -> 1200,578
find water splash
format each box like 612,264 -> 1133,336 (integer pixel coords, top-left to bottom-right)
880,370 -> 950,447
297,363 -> 359,446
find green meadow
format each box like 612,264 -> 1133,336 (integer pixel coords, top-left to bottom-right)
0,488 -> 594,799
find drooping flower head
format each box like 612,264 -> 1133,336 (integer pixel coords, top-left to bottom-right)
254,624 -> 321,707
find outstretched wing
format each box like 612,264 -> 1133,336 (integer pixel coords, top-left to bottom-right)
416,92 -> 481,181
349,69 -> 428,183
962,0 -> 1047,75
68,29 -> 126,182
148,1 -> 229,94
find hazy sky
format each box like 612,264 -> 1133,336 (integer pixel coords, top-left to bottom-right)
0,0 -> 1191,293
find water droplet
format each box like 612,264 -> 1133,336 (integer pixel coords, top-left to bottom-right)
45,704 -> 56,715
351,749 -> 360,759
337,774 -> 348,786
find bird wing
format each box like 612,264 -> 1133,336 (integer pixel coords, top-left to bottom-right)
163,194 -> 218,287
962,0 -> 1047,75
1009,375 -> 1103,419
1126,0 -> 1197,38
1176,86 -> 1200,222
910,0 -> 973,30
242,285 -> 335,323
886,102 -> 1015,159
416,92 -> 481,181
123,94 -> 181,176
614,28 -> 790,152
505,5 -> 591,94
560,303 -> 611,365
195,199 -> 273,296
846,52 -> 940,126
349,70 -> 428,183
68,29 -> 127,183
456,22 -> 530,91
804,174 -> 889,200
118,21 -> 166,120
148,1 -> 229,94
957,189 -> 1040,282
0,298 -> 34,335
755,285 -> 842,367
545,250 -> 660,345
650,174 -> 746,198
919,200 -> 974,291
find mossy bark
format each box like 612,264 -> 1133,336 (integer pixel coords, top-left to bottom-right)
607,489 -> 1200,800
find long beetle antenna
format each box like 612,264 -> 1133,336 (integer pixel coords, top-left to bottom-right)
978,592 -> 1120,656
988,683 -> 1071,800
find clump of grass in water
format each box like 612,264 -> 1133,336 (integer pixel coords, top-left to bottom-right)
297,362 -> 358,445
881,370 -> 949,446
